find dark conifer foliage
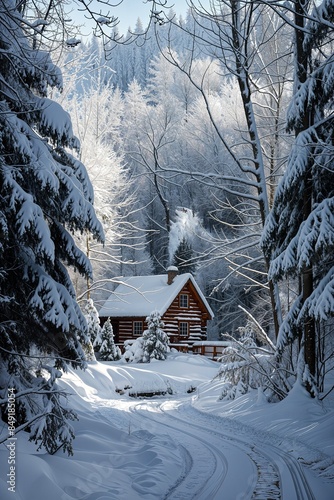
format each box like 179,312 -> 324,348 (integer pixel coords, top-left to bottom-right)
261,0 -> 334,393
173,238 -> 197,275
0,1 -> 103,453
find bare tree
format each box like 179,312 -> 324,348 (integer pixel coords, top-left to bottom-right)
138,1 -> 295,337
53,54 -> 152,303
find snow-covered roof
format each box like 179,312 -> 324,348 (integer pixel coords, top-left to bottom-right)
99,273 -> 214,319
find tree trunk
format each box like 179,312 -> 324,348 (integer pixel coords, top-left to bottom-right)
294,0 -> 316,391
231,0 -> 282,338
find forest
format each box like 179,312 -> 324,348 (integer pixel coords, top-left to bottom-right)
0,0 -> 334,454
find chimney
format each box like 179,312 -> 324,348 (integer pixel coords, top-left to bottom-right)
167,266 -> 178,285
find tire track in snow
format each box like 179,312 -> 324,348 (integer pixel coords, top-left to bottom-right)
156,400 -> 280,500
129,401 -> 256,499
165,401 -> 316,500
98,396 -> 316,499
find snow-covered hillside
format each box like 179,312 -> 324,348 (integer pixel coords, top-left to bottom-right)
0,354 -> 333,499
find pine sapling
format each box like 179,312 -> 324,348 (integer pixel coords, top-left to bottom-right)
142,311 -> 170,362
99,318 -> 121,361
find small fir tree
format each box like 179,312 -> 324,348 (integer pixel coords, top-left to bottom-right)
99,318 -> 121,361
84,299 -> 101,343
142,311 -> 170,362
81,338 -> 95,362
93,328 -> 103,353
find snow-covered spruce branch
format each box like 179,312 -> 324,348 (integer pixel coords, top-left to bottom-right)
0,386 -> 73,407
0,404 -> 77,452
0,412 -> 55,445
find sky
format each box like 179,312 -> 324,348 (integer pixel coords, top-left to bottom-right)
73,0 -> 196,37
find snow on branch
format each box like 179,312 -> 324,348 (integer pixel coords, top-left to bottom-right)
30,273 -> 85,332
297,197 -> 334,266
304,0 -> 334,49
301,265 -> 334,321
238,305 -> 276,351
268,232 -> 298,279
276,295 -> 303,354
269,196 -> 334,280
39,98 -> 76,147
52,221 -> 92,277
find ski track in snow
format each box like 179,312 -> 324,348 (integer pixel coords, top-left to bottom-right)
99,395 -> 316,499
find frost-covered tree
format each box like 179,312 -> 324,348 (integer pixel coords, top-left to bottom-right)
84,299 -> 101,345
261,0 -> 334,395
125,73 -> 182,271
142,311 -> 170,362
54,61 -> 144,301
0,1 -> 103,453
144,0 -> 293,338
215,313 -> 285,401
99,318 -> 121,361
173,238 -> 196,274
110,0 -> 292,337
83,299 -> 101,359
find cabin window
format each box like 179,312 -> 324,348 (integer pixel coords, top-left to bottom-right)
179,322 -> 189,336
179,294 -> 189,308
133,321 -> 143,336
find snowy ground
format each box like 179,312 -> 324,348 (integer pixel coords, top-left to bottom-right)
0,353 -> 333,499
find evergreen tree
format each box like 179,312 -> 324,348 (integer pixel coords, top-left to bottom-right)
99,318 -> 121,361
83,299 -> 101,360
142,312 -> 170,362
93,327 -> 103,353
0,1 -> 103,453
84,299 -> 101,345
173,238 -> 196,274
261,0 -> 334,394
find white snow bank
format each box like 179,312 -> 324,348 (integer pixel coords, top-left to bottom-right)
0,354 -> 218,499
193,376 -> 334,482
0,354 -> 333,499
61,353 -> 218,400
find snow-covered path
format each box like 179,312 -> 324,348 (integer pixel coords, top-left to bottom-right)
2,356 -> 332,500
100,396 -> 317,500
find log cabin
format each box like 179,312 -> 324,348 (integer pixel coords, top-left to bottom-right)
98,267 -> 214,349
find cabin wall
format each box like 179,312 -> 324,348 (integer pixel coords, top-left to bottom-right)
118,318 -> 144,345
162,283 -> 207,344
99,282 -> 210,348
